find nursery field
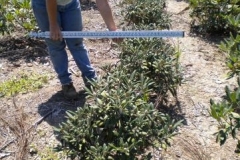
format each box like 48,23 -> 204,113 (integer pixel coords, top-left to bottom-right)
0,0 -> 239,159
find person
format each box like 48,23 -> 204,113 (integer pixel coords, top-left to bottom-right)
31,0 -> 118,99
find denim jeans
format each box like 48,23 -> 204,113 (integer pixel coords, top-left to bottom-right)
31,0 -> 96,85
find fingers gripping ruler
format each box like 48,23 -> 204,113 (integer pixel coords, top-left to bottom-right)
29,30 -> 184,38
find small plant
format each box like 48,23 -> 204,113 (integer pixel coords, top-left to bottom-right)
220,33 -> 240,78
0,72 -> 48,97
38,145 -> 67,160
0,0 -> 37,35
209,76 -> 240,152
55,71 -> 182,159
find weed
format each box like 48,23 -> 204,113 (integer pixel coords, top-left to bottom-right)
0,72 -> 49,97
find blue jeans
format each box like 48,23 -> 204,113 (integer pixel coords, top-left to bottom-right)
31,0 -> 96,85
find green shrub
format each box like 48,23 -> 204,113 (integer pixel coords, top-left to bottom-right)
0,0 -> 37,35
210,76 -> 240,152
189,0 -> 240,34
120,0 -> 170,29
119,38 -> 182,104
55,71 -> 182,159
220,33 -> 240,78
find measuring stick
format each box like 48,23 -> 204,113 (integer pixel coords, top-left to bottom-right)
29,30 -> 184,38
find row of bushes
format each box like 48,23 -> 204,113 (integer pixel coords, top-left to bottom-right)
190,0 -> 240,153
55,0 -> 183,159
0,0 -> 183,158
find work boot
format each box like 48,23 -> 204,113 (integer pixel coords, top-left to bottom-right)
62,83 -> 78,99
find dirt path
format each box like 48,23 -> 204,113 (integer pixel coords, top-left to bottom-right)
162,0 -> 239,159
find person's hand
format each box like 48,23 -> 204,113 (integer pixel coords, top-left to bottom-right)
109,29 -> 123,44
112,37 -> 123,44
49,24 -> 62,41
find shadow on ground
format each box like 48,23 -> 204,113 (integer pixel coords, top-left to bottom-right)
189,27 -> 229,45
151,95 -> 187,125
159,101 -> 187,125
37,90 -> 87,131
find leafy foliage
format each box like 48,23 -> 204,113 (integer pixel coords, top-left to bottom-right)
120,0 -> 170,29
0,0 -> 37,35
119,0 -> 182,104
119,38 -> 182,104
210,76 -> 240,152
55,71 -> 182,159
189,0 -> 240,34
220,33 -> 240,78
227,13 -> 240,36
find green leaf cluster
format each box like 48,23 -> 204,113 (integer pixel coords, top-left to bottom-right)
210,77 -> 240,152
189,0 -> 240,34
220,34 -> 240,78
0,0 -> 37,35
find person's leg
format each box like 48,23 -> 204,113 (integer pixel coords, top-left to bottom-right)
31,0 -> 71,85
31,0 -> 78,99
60,0 -> 96,86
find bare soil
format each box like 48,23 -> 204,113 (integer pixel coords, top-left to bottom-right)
0,0 -> 239,159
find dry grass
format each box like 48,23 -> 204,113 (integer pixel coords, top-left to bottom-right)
0,97 -> 34,160
161,133 -> 212,160
174,138 -> 210,160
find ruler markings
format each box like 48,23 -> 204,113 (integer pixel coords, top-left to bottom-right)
29,30 -> 184,38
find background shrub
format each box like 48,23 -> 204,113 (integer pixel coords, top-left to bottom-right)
189,0 -> 240,34
120,0 -> 170,29
0,0 -> 36,35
